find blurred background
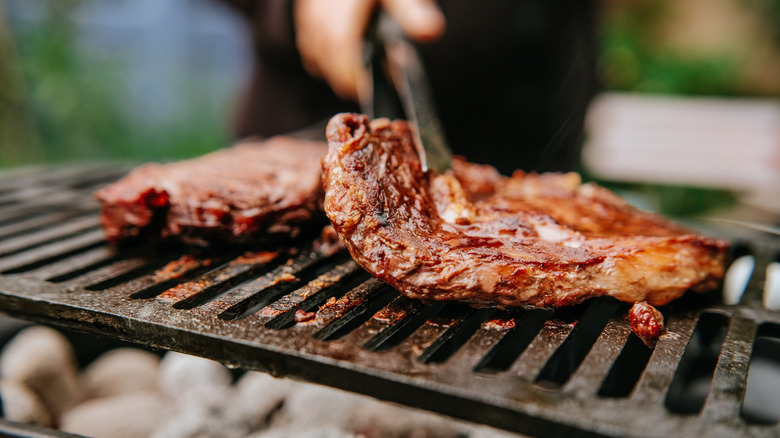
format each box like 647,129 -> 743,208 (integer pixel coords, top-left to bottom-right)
586,0 -> 780,222
0,2 -> 778,436
0,0 -> 250,166
0,0 -> 778,219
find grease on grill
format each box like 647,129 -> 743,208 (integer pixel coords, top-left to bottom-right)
152,255 -> 209,282
294,310 -> 317,323
257,307 -> 285,318
158,270 -> 236,303
156,251 -> 281,304
235,273 -> 300,317
372,306 -> 410,324
233,251 -> 281,265
483,315 -> 518,330
262,268 -> 356,318
319,295 -> 355,318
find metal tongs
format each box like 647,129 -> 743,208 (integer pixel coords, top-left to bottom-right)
361,13 -> 453,173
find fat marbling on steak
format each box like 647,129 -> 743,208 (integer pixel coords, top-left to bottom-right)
95,136 -> 326,245
322,114 -> 728,327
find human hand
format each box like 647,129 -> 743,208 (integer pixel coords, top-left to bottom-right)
294,0 -> 445,101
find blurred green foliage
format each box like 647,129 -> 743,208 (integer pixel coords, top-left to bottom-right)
591,0 -> 780,217
1,2 -> 227,168
590,179 -> 739,217
599,0 -> 780,96
752,0 -> 780,45
598,2 -> 742,96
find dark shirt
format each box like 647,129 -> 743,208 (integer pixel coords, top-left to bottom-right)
222,0 -> 597,175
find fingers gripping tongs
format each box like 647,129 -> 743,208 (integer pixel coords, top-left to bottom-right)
362,13 -> 453,173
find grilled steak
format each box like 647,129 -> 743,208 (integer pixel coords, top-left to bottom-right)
95,137 -> 327,245
322,114 -> 728,326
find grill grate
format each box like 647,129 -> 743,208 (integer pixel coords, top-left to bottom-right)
1,164 -> 780,438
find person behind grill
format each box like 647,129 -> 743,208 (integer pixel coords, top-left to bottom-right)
220,0 -> 597,175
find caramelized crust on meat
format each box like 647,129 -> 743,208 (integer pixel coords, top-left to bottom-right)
322,113 -> 729,309
95,137 -> 327,245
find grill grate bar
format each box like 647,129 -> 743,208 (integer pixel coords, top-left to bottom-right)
159,251 -> 283,309
0,208 -> 48,227
91,252 -> 214,295
130,253 -> 242,300
0,186 -> 54,206
0,216 -> 102,258
212,250 -> 343,320
317,296 -> 406,349
563,317 -> 634,397
0,203 -> 77,226
632,313 -> 698,404
364,298 -> 445,351
535,299 -> 622,390
0,209 -> 96,240
380,303 -> 461,363
0,172 -> 118,205
418,307 -> 497,364
740,247 -> 772,305
701,316 -> 757,422
0,229 -> 107,273
437,315 -> 515,371
65,169 -> 129,191
0,166 -> 126,201
264,260 -> 368,330
475,309 -> 551,373
44,243 -> 179,284
22,245 -> 122,281
508,312 -> 575,382
598,333 -> 656,399
0,164 -> 122,189
70,248 -> 186,290
314,281 -> 398,341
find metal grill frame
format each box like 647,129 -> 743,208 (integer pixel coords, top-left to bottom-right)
1,164 -> 779,438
